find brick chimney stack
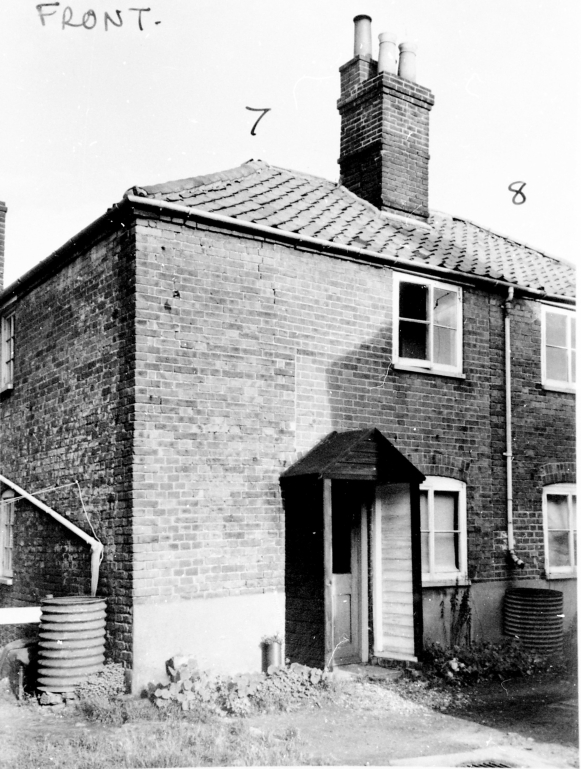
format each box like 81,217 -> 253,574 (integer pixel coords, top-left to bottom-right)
338,16 -> 434,221
0,202 -> 6,289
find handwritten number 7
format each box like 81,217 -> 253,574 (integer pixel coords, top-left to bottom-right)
246,107 -> 271,136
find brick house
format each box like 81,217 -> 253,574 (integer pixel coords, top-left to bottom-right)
0,16 -> 575,689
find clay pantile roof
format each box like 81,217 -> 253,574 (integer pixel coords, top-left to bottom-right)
127,161 -> 575,299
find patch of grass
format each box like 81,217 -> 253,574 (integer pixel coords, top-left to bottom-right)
13,718 -> 313,768
73,695 -> 196,726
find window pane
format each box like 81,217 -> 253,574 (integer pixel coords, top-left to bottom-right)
572,351 -> 576,383
547,495 -> 568,529
421,532 -> 429,572
434,492 -> 457,531
400,282 -> 428,321
546,312 -> 567,347
433,326 -> 456,367
332,493 -> 352,575
435,532 -> 458,570
419,491 -> 428,529
549,531 -> 570,567
433,289 -> 457,329
571,318 -> 576,350
399,321 -> 427,360
572,497 -> 577,529
546,346 -> 568,382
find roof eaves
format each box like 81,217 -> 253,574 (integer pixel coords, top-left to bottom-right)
0,203 -> 128,308
125,194 -> 575,305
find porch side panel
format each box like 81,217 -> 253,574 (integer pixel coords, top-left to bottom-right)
377,483 -> 415,658
283,478 -> 326,668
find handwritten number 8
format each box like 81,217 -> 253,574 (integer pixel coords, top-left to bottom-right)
508,181 -> 526,205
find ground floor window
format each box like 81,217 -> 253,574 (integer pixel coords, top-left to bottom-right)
420,477 -> 467,585
543,483 -> 576,578
0,490 -> 15,582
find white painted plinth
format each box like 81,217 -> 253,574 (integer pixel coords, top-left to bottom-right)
132,591 -> 284,692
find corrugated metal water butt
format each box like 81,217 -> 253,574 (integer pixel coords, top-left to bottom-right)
37,596 -> 106,693
504,588 -> 563,654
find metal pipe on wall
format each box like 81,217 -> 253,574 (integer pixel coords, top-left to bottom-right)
503,288 -> 525,569
0,473 -> 103,594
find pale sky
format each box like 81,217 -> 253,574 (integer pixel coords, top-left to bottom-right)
0,1 -> 578,287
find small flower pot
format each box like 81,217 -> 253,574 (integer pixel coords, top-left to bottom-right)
262,641 -> 282,673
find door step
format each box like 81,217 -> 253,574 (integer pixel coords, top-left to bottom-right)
371,651 -> 419,669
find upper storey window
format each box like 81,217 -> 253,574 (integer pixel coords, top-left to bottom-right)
542,306 -> 575,391
394,274 -> 462,376
1,313 -> 15,392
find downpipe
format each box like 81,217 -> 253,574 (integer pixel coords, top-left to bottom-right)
0,473 -> 103,595
503,288 -> 525,569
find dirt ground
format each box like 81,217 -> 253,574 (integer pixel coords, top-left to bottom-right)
246,667 -> 579,766
0,667 -> 578,767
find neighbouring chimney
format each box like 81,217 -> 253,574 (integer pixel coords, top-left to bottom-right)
338,16 -> 434,221
0,202 -> 6,290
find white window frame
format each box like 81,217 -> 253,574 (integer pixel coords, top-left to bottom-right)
1,313 -> 15,392
0,490 -> 15,584
393,273 -> 463,376
541,305 -> 576,392
420,476 -> 467,586
543,483 -> 576,579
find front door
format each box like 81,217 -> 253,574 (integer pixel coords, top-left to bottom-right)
331,482 -> 361,665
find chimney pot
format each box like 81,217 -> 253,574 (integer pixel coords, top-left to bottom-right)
398,41 -> 417,82
378,32 -> 398,75
353,14 -> 372,59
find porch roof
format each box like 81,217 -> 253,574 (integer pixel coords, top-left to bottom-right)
281,428 -> 425,483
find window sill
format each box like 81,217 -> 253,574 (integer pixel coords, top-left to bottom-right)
393,363 -> 466,380
545,571 -> 576,581
0,576 -> 13,586
422,577 -> 471,588
540,382 -> 576,395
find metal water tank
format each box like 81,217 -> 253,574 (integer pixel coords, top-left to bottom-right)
37,596 -> 106,693
504,588 -> 563,654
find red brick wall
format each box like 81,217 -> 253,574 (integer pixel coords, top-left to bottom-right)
501,296 -> 576,576
130,216 -> 293,605
0,225 -> 136,662
131,209 -> 574,604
